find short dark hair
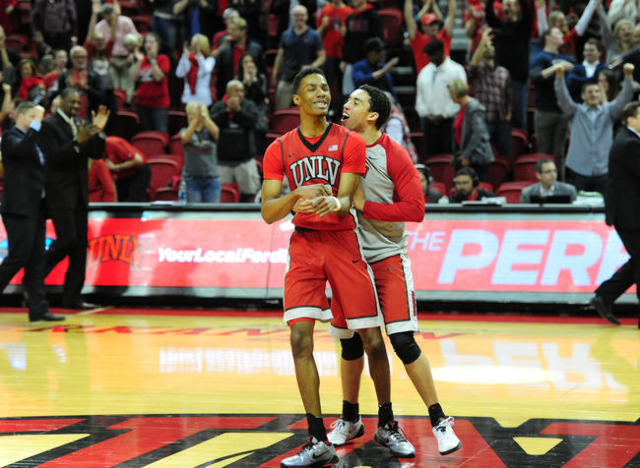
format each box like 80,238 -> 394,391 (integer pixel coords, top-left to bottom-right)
60,87 -> 81,100
423,39 -> 444,55
292,67 -> 326,95
541,28 -> 554,46
359,84 -> 391,129
622,101 -> 640,125
363,37 -> 385,54
455,166 -> 478,180
581,78 -> 600,93
584,38 -> 602,52
534,157 -> 555,173
15,100 -> 36,116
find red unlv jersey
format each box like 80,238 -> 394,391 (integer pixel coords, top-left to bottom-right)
263,123 -> 367,230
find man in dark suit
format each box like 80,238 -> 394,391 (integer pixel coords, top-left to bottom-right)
40,87 -> 109,310
0,102 -> 64,321
590,102 -> 640,328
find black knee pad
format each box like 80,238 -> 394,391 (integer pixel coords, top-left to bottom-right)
389,331 -> 421,364
340,333 -> 364,361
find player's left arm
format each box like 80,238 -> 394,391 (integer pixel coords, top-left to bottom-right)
357,149 -> 425,222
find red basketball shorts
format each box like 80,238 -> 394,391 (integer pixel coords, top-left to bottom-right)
332,253 -> 419,337
283,228 -> 383,335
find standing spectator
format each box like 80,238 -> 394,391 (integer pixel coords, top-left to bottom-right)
415,39 -> 467,157
341,0 -> 384,97
103,136 -> 152,202
94,1 -> 138,61
151,0 -> 182,54
235,52 -> 268,115
88,158 -> 117,202
215,17 -> 264,104
53,46 -> 92,118
520,158 -> 577,202
31,0 -> 77,51
485,0 -> 532,131
538,0 -> 600,60
211,8 -> 239,56
404,0 -> 456,74
566,39 -> 608,102
180,102 -> 221,203
599,13 -> 636,64
450,166 -> 495,202
173,0 -> 216,40
210,79 -> 267,202
228,0 -> 261,42
448,78 -> 494,181
416,163 -> 443,203
132,33 -> 170,133
176,34 -> 215,106
468,28 -> 513,160
40,89 -> 109,310
607,0 -> 638,30
272,5 -> 325,110
0,101 -> 64,322
112,32 -> 142,105
589,101 -> 640,328
43,50 -> 68,91
530,27 -> 575,169
465,0 -> 489,55
316,0 -> 353,100
352,37 -> 398,97
554,62 -> 635,195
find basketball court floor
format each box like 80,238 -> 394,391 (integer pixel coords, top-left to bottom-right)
0,307 -> 638,467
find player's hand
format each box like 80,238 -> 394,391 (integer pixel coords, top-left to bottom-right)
310,195 -> 339,217
294,183 -> 332,200
352,183 -> 365,211
292,198 -> 314,213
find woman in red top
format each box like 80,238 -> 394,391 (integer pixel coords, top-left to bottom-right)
132,32 -> 170,133
13,59 -> 45,103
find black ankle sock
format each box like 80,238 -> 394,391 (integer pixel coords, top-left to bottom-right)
428,403 -> 446,427
306,413 -> 327,442
342,400 -> 359,422
378,402 -> 394,427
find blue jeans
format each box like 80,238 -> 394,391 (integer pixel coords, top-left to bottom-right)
186,177 -> 221,203
511,80 -> 529,131
152,16 -> 180,52
136,105 -> 168,133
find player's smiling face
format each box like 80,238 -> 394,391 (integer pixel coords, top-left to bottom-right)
293,73 -> 331,116
342,89 -> 371,132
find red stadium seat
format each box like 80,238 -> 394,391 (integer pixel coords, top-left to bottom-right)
116,111 -> 140,141
114,89 -> 127,110
425,154 -> 455,193
496,181 -> 531,203
268,107 -> 301,136
5,34 -> 29,51
511,128 -> 529,161
132,131 -> 169,157
131,15 -> 152,33
513,153 -> 555,182
168,134 -> 185,159
378,9 -> 403,47
153,186 -> 178,202
148,158 -> 181,199
486,159 -> 511,192
220,183 -> 240,203
168,110 -> 187,137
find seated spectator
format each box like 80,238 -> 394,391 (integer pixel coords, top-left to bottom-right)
380,91 -> 418,163
555,62 -> 635,195
103,136 -> 151,202
215,16 -> 264,103
468,28 -> 512,159
520,158 -> 577,203
416,39 -> 467,157
566,39 -> 608,102
272,5 -> 325,110
13,59 -> 45,104
176,34 -> 215,106
352,38 -> 398,98
180,102 -> 221,203
450,167 -> 495,202
43,49 -> 68,91
448,78 -> 494,181
235,52 -> 268,115
404,0 -> 456,74
415,163 -> 442,203
210,79 -> 267,202
88,158 -> 117,203
132,33 -> 170,133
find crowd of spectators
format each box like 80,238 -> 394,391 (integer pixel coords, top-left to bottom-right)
0,0 -> 638,205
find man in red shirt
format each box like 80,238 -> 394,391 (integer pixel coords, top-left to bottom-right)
404,0 -> 456,73
316,0 -> 353,100
103,136 -> 151,202
261,68 -> 388,467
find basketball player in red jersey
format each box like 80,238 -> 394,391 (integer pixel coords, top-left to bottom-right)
261,68 -> 391,468
326,84 -> 461,457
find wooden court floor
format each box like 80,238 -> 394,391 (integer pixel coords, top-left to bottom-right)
0,307 -> 638,467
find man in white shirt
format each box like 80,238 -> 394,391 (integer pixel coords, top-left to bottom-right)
415,39 -> 467,157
